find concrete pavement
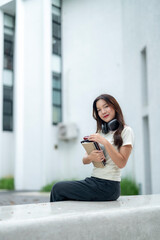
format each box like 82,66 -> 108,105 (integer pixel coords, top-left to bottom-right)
0,190 -> 50,206
0,195 -> 160,240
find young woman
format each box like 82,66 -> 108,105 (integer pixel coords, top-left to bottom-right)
50,94 -> 134,202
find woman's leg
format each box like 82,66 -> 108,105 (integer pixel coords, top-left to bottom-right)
50,177 -> 120,202
50,178 -> 98,202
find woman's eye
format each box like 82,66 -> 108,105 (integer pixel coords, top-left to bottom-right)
105,105 -> 108,108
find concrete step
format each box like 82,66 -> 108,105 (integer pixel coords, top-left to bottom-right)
0,195 -> 160,240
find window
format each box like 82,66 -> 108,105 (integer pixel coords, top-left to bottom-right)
52,0 -> 62,125
52,72 -> 62,123
52,1 -> 61,56
3,14 -> 15,131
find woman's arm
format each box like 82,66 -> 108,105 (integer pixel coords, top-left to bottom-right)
82,153 -> 92,164
88,133 -> 132,169
83,150 -> 105,165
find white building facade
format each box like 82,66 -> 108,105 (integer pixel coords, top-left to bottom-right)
0,0 -> 160,194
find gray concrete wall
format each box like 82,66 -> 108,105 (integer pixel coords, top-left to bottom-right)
122,0 -> 160,194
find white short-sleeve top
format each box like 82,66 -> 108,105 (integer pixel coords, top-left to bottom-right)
91,125 -> 134,182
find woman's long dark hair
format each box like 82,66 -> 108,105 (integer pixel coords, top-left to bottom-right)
93,94 -> 125,149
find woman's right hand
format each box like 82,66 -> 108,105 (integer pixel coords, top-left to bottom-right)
83,150 -> 105,165
89,150 -> 105,162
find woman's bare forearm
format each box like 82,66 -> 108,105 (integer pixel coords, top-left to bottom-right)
103,139 -> 132,168
83,154 -> 92,164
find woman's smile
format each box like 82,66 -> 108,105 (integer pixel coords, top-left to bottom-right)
103,114 -> 109,118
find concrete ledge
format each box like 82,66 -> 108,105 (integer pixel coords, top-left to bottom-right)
0,195 -> 160,240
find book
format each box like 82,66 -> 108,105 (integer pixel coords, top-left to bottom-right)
81,140 -> 106,168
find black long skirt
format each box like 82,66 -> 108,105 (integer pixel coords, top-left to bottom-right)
50,177 -> 120,202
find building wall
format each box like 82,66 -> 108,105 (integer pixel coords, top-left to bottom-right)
0,1 -> 15,179
0,0 -> 159,193
0,0 -> 134,190
60,0 -> 127,177
32,0 -> 128,187
122,0 -> 160,194
0,10 -> 4,177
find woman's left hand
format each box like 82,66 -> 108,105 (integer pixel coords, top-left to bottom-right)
88,133 -> 106,145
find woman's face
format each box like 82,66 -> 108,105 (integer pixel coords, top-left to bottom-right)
96,99 -> 116,123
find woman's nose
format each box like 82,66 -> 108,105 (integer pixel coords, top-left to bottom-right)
101,108 -> 106,114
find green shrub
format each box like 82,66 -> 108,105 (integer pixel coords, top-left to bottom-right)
40,178 -> 77,192
40,180 -> 58,192
121,177 -> 139,195
41,177 -> 139,195
0,176 -> 14,190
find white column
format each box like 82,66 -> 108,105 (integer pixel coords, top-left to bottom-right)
14,0 -> 52,190
14,0 -> 25,189
41,0 -> 52,187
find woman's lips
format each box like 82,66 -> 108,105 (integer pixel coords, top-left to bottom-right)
103,114 -> 109,118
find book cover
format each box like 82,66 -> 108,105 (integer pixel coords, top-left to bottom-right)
81,140 -> 106,168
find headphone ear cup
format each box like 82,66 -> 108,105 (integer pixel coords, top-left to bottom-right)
102,123 -> 109,134
108,119 -> 119,131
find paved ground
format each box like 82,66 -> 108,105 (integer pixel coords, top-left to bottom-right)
0,190 -> 50,206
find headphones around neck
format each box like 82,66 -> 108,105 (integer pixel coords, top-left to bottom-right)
102,119 -> 119,134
